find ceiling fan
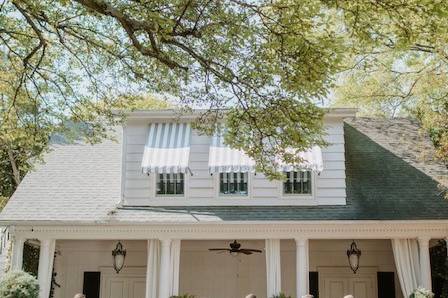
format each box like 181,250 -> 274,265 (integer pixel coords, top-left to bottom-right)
209,240 -> 262,255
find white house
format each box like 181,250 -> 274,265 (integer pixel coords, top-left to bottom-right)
1,108 -> 448,298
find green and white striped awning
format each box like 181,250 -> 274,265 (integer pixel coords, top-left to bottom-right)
208,130 -> 256,173
141,122 -> 191,174
208,129 -> 323,174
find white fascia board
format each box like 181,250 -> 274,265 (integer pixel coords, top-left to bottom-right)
7,220 -> 448,241
123,108 -> 358,120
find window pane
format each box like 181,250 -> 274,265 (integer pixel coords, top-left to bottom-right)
283,171 -> 312,195
220,172 -> 248,196
156,173 -> 184,195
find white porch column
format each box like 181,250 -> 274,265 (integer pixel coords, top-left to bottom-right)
158,239 -> 172,298
169,239 -> 181,297
11,236 -> 25,271
146,239 -> 160,298
295,238 -> 309,298
38,239 -> 56,298
418,237 -> 432,291
265,239 -> 282,297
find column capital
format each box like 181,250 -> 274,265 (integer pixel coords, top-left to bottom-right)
160,238 -> 172,247
417,236 -> 431,244
294,238 -> 309,246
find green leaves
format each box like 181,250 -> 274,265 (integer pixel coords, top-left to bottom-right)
223,99 -> 325,179
1,0 -> 448,193
0,271 -> 39,298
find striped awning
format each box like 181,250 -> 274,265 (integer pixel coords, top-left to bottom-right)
208,130 -> 323,174
141,122 -> 191,174
278,146 -> 323,173
208,131 -> 256,173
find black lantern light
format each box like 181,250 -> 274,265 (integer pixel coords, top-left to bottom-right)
112,241 -> 126,274
346,240 -> 361,274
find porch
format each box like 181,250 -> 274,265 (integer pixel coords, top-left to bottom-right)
8,221 -> 447,298
52,239 -> 402,298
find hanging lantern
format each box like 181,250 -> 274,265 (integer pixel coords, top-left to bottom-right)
112,242 -> 126,274
346,240 -> 361,273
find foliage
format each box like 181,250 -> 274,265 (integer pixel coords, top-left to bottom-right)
334,52 -> 448,164
0,91 -> 168,203
0,197 -> 8,211
409,288 -> 434,298
332,0 -> 448,164
0,0 -> 341,180
1,0 -> 448,186
22,242 -> 39,278
430,240 -> 448,298
169,295 -> 195,298
271,293 -> 292,298
0,270 -> 39,298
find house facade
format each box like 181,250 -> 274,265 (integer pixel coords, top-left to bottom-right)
1,109 -> 448,298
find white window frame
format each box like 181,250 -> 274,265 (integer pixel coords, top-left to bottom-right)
137,171 -> 319,207
150,173 -> 189,199
278,171 -> 317,200
214,172 -> 253,199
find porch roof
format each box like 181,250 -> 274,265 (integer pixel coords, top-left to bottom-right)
1,118 -> 448,224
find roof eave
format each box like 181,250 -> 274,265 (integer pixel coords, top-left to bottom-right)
122,108 -> 358,120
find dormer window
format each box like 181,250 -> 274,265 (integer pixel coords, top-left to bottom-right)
219,172 -> 248,196
283,171 -> 312,195
157,173 -> 184,196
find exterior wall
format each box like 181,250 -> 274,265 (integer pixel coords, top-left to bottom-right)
123,118 -> 346,206
53,239 -> 400,298
53,240 -> 147,298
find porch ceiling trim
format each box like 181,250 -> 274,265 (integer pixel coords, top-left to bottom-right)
10,221 -> 448,240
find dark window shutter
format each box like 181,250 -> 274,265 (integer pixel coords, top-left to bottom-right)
377,272 -> 395,298
83,272 -> 101,298
309,271 -> 318,298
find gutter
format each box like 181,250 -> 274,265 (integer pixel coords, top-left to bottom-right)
2,219 -> 448,227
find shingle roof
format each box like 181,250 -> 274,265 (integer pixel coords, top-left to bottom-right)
345,117 -> 448,188
1,119 -> 447,224
0,131 -> 123,223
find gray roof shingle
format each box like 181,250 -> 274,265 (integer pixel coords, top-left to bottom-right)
345,117 -> 448,188
1,119 -> 447,224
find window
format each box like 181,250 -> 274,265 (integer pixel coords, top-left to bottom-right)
219,172 -> 248,196
156,173 -> 184,195
283,171 -> 312,195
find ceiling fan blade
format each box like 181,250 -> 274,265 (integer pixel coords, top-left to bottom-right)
209,248 -> 230,251
239,250 -> 253,255
245,249 -> 262,253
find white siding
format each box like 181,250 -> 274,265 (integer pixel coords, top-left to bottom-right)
123,119 -> 346,206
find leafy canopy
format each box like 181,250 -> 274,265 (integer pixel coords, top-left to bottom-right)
332,0 -> 448,163
1,0 -> 448,183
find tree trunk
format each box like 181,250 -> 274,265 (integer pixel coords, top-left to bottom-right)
7,148 -> 21,187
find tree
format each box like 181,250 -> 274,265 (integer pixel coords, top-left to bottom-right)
0,91 -> 169,205
1,0 -> 448,187
333,50 -> 448,164
329,1 -> 448,164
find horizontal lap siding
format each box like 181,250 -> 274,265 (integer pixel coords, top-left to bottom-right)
123,120 -> 346,205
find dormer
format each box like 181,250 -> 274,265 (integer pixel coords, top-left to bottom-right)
121,109 -> 356,206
